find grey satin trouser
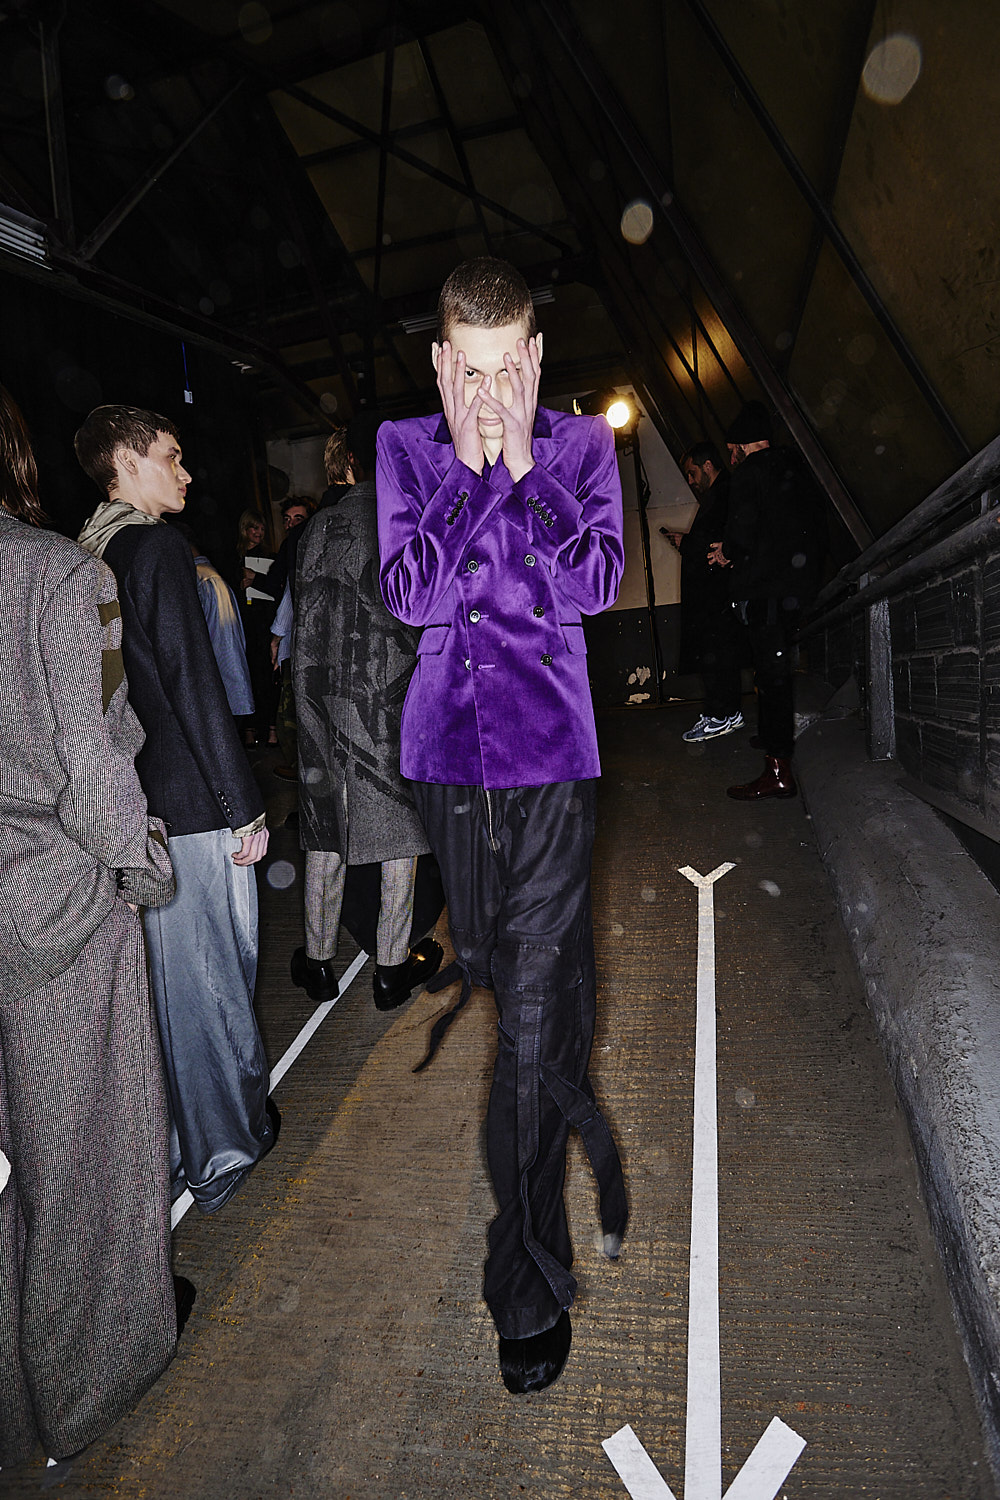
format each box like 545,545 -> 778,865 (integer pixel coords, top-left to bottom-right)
0,902 -> 175,1466
413,780 -> 628,1342
143,828 -> 275,1214
304,849 -> 416,965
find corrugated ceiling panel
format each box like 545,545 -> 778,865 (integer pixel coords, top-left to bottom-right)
424,23 -> 517,130
833,0 -> 1000,452
789,240 -> 957,532
699,0 -> 874,189
666,0 -> 818,351
269,88 -> 359,155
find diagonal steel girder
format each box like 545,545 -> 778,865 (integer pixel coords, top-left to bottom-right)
526,0 -> 873,549
681,0 -> 970,461
77,77 -> 247,263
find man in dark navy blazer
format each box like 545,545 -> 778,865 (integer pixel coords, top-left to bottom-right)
76,406 -> 277,1214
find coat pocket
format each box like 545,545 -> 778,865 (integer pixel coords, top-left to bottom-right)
559,623 -> 588,655
417,624 -> 451,656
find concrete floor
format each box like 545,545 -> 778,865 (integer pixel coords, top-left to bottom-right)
5,705 -> 994,1498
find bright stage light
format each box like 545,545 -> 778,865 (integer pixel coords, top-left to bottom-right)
605,399 -> 631,429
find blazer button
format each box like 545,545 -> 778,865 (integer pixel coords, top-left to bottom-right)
524,554 -> 535,567
458,490 -> 469,501
541,653 -> 553,666
532,605 -> 544,617
469,609 -> 481,623
465,658 -> 472,669
467,559 -> 479,572
446,516 -> 456,525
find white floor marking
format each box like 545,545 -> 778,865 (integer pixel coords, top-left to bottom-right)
603,864 -> 806,1500
170,950 -> 369,1230
602,1426 -> 679,1500
679,862 -> 733,1500
723,1417 -> 807,1500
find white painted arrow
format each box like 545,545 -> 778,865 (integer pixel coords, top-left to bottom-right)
603,863 -> 806,1500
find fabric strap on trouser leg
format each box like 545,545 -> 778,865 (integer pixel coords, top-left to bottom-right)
514,995 -> 577,1311
540,1065 -> 628,1255
411,960 -> 474,1073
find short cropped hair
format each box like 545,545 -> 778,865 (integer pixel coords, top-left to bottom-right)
437,256 -> 537,343
75,405 -> 180,495
280,494 -> 312,517
0,385 -> 46,526
682,441 -> 723,472
323,425 -> 349,486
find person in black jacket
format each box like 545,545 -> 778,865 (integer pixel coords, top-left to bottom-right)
664,441 -> 746,741
76,405 -> 278,1214
709,402 -> 826,800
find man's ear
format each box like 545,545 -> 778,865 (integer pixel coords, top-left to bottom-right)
535,331 -> 544,363
114,445 -> 139,477
431,341 -> 442,375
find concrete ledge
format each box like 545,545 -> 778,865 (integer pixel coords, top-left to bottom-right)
797,712 -> 1000,1480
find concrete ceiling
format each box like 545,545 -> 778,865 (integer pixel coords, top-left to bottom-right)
0,0 -> 994,546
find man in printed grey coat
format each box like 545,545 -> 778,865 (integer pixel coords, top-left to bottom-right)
0,387 -> 177,1467
291,411 -> 442,1009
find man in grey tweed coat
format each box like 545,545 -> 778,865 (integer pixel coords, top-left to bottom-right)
291,411 -> 442,1009
0,388 -> 178,1467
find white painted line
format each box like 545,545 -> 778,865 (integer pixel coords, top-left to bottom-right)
679,863 -> 734,1500
723,1417 -> 806,1500
171,950 -> 370,1230
602,1425 -> 679,1500
268,949 -> 369,1089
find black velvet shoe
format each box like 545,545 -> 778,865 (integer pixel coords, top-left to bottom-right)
290,946 -> 338,1002
373,937 -> 444,1012
173,1275 -> 197,1338
499,1310 -> 572,1394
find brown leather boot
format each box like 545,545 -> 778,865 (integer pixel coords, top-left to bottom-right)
727,755 -> 798,800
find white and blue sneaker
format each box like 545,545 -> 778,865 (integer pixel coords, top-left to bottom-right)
682,711 -> 745,743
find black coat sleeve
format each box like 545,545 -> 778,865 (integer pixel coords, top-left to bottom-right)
123,526 -> 264,832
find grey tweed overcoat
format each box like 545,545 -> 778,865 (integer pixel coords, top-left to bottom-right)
293,481 -> 429,864
0,513 -> 176,1465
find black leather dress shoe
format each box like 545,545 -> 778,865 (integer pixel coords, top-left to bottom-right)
499,1310 -> 572,1394
173,1275 -> 197,1338
290,946 -> 338,1002
373,937 -> 444,1011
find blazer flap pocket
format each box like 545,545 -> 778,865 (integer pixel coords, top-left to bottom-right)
560,623 -> 588,655
417,624 -> 451,656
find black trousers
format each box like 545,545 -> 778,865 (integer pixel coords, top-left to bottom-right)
412,780 -> 627,1341
743,598 -> 800,758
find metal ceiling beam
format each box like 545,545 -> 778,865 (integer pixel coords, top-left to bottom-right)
280,79 -> 575,256
413,28 -> 496,253
299,114 -> 523,169
255,102 -> 360,411
496,5 -> 733,438
372,10 -> 397,309
486,11 -> 715,443
779,0 -> 877,374
38,3 -> 74,247
680,0 -> 970,461
77,76 -> 246,262
528,0 -> 873,548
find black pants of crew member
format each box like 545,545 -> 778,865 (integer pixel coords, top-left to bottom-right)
743,598 -> 800,759
412,779 -> 627,1342
701,603 -> 745,720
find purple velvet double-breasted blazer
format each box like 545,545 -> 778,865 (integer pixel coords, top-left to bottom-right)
376,406 -> 624,789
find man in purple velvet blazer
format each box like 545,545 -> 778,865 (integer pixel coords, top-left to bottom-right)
377,257 -> 628,1394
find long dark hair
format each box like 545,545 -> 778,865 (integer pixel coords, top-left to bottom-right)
0,386 -> 46,526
